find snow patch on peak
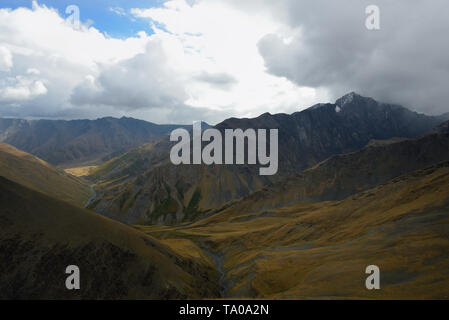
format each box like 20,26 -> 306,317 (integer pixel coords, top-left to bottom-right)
338,92 -> 357,106
335,106 -> 341,113
335,92 -> 364,109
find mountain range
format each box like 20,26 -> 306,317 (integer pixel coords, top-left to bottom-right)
87,93 -> 449,224
1,92 -> 449,299
0,117 -> 190,167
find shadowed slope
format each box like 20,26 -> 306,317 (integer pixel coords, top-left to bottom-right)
0,177 -> 219,299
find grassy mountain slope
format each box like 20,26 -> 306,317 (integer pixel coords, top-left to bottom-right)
138,161 -> 449,299
0,177 -> 219,299
88,93 -> 449,225
0,143 -> 90,206
220,121 -> 449,214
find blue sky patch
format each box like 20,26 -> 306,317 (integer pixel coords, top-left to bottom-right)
0,0 -> 163,38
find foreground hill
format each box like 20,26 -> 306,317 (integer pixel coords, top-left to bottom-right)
0,177 -> 218,299
0,117 -> 189,167
88,93 -> 449,224
138,161 -> 449,299
0,143 -> 90,206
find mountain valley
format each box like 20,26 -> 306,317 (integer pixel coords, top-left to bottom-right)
1,92 -> 449,299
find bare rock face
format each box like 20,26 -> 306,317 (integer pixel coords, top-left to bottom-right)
217,92 -> 448,174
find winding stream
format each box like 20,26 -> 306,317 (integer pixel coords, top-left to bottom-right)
201,247 -> 227,298
84,184 -> 97,208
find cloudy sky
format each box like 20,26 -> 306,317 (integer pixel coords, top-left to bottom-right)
0,0 -> 448,124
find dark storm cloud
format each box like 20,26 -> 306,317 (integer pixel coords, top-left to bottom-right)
194,71 -> 237,89
253,0 -> 449,115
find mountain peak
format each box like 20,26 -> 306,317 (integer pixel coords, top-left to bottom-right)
335,92 -> 366,107
307,92 -> 370,113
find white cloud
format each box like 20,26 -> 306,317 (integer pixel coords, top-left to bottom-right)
0,3 -> 151,117
109,7 -> 127,17
0,46 -> 13,72
0,75 -> 47,103
130,0 -> 327,118
2,0 -> 448,123
26,68 -> 40,75
0,0 -> 327,123
71,37 -> 189,110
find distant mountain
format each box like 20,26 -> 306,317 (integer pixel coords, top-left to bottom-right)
216,92 -> 449,173
88,93 -> 449,225
0,177 -> 219,299
0,117 -> 190,167
0,142 -> 90,206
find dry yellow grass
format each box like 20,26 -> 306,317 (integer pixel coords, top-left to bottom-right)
136,162 -> 449,299
64,166 -> 97,177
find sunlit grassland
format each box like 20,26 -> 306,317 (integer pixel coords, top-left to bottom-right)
135,163 -> 449,299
